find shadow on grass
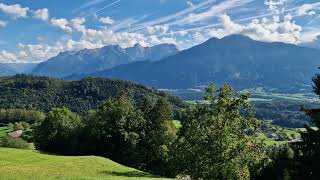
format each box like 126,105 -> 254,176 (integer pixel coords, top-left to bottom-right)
103,170 -> 158,178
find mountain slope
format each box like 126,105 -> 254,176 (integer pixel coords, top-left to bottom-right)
0,75 -> 184,115
32,44 -> 179,78
93,35 -> 320,92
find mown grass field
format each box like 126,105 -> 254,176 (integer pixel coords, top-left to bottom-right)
0,148 -> 172,180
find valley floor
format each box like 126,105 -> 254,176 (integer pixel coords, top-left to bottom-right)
0,148 -> 171,180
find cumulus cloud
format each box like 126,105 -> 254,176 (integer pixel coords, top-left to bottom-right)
0,3 -> 29,19
70,17 -> 86,33
99,16 -> 115,25
50,18 -> 72,33
0,20 -> 6,27
33,8 -> 49,21
0,50 -> 17,63
206,14 -> 301,44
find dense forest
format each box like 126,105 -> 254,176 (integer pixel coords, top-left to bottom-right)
0,75 -> 184,116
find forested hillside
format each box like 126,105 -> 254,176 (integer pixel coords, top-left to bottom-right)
0,75 -> 184,115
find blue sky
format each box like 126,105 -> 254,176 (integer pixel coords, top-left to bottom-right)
0,0 -> 319,63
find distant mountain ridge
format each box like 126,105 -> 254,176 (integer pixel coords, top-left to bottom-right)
90,35 -> 320,92
32,43 -> 179,78
0,63 -> 38,76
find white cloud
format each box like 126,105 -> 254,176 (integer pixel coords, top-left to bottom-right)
146,24 -> 169,35
129,0 -> 216,32
186,1 -> 194,7
264,0 -> 287,14
33,8 -> 49,21
50,18 -> 72,33
0,20 -> 6,27
70,17 -> 86,33
206,13 -> 301,44
1,27 -> 178,63
0,50 -> 17,63
0,3 -> 29,19
173,0 -> 254,26
295,3 -> 320,16
99,16 -> 115,25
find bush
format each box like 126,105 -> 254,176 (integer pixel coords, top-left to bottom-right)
0,135 -> 30,149
13,122 -> 24,131
20,122 -> 31,129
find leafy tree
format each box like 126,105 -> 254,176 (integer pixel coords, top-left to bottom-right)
174,84 -> 268,179
33,107 -> 82,154
291,73 -> 320,178
86,94 -> 146,165
253,145 -> 294,180
140,97 -> 177,175
85,94 -> 177,176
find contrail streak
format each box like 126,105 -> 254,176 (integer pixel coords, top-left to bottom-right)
85,0 -> 121,18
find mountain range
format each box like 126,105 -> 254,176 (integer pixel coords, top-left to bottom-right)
0,63 -> 38,76
89,35 -> 320,92
1,35 -> 319,93
31,43 -> 179,78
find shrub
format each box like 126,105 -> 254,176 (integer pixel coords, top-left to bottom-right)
0,135 -> 30,149
13,122 -> 24,131
20,122 -> 31,129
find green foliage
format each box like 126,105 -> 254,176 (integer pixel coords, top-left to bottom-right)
0,75 -> 184,116
86,94 -> 177,175
0,135 -> 30,149
254,99 -> 314,128
20,122 -> 31,129
288,73 -> 320,179
87,94 -> 146,159
140,97 -> 177,175
0,108 -> 45,125
253,145 -> 295,180
13,122 -> 24,131
173,83 -> 268,179
33,107 -> 83,154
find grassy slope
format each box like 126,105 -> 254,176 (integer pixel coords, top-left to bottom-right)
0,148 -> 172,180
0,126 -> 11,139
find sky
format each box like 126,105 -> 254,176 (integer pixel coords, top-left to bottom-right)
0,0 -> 320,63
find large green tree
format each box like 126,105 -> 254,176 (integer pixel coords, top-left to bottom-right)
33,107 -> 82,154
140,97 -> 177,175
86,94 -> 177,175
86,94 -> 146,165
174,84 -> 267,179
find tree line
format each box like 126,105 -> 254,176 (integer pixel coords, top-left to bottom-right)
32,84 -> 268,179
2,74 -> 320,179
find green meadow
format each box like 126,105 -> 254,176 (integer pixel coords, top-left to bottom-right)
0,148 -> 172,180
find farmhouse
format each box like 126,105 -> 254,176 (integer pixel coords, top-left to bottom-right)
8,130 -> 23,138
